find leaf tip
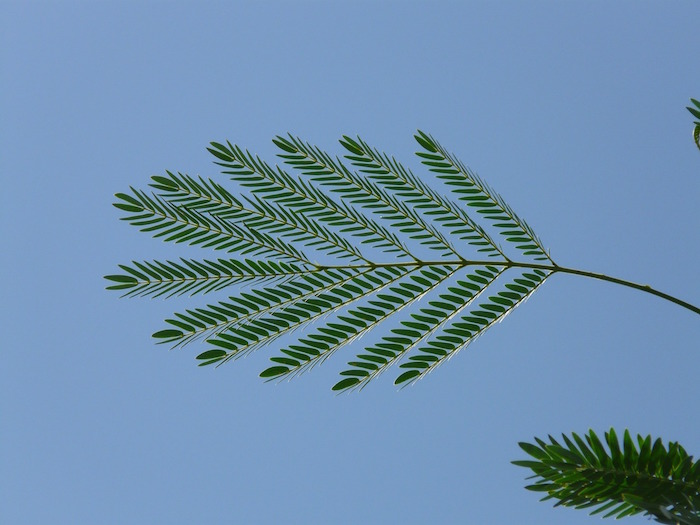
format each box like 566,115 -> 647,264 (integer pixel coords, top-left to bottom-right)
414,130 -> 437,152
272,136 -> 297,153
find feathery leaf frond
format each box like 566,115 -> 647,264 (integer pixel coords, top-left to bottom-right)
114,189 -> 307,262
514,429 -> 700,522
153,266 -> 365,350
105,257 -> 306,298
151,171 -> 364,261
108,131 -> 699,389
333,264 -> 503,391
397,267 -> 550,386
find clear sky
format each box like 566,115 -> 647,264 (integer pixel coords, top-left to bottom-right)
2,1 -> 699,524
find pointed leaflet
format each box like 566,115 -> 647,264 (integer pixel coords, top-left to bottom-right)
688,98 -> 700,151
687,98 -> 700,123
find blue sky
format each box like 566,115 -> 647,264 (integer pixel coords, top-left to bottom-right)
2,1 -> 699,524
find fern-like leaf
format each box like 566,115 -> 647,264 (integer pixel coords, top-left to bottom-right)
105,258 -> 306,298
210,265 -> 410,366
514,429 -> 700,522
333,264 -> 504,391
114,189 -> 307,262
151,171 -> 364,261
152,266 -> 364,349
208,141 -> 412,259
107,131 -> 699,390
396,268 -> 550,386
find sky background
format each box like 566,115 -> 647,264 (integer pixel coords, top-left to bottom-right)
2,1 -> 699,524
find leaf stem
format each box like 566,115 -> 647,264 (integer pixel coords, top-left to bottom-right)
316,260 -> 700,316
550,264 -> 700,316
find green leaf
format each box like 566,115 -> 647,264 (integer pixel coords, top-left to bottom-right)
394,369 -> 420,385
332,377 -> 361,391
153,329 -> 184,339
514,429 -> 700,521
414,130 -> 438,152
260,366 -> 289,378
104,274 -> 138,284
196,350 -> 227,360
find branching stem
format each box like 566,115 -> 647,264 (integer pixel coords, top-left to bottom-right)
316,260 -> 700,316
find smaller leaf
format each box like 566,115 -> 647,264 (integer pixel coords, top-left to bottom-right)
104,274 -> 138,284
687,102 -> 700,121
332,377 -> 361,391
272,137 -> 297,153
153,329 -> 184,339
414,130 -> 437,152
519,442 -> 549,461
339,136 -> 364,155
394,369 -> 420,385
196,350 -> 227,360
260,366 -> 289,378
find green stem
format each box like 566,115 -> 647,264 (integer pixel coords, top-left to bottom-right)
316,260 -> 700,316
549,265 -> 700,316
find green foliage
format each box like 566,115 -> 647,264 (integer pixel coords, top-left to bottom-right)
109,104 -> 700,522
514,100 -> 700,524
688,98 -> 700,151
514,429 -> 700,523
108,131 -> 564,389
107,128 -> 698,390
